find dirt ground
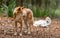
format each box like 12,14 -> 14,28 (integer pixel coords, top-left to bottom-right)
0,17 -> 60,38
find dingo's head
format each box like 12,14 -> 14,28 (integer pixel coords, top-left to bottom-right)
13,6 -> 24,14
45,17 -> 51,25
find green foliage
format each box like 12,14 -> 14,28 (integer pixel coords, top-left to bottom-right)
55,9 -> 60,17
31,6 -> 36,17
31,6 -> 48,17
0,8 -> 4,16
31,5 -> 60,18
0,0 -> 60,18
0,8 -> 4,13
1,0 -> 16,17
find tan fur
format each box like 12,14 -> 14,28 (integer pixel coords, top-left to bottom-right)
22,8 -> 34,34
13,6 -> 34,35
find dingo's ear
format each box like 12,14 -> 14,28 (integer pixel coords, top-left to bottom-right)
21,6 -> 24,8
21,6 -> 24,9
18,8 -> 20,11
21,7 -> 24,9
17,7 -> 23,11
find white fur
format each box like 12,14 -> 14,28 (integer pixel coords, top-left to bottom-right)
33,17 -> 51,27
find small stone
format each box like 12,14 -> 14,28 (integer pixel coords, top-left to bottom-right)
19,33 -> 22,36
4,30 -> 6,33
14,32 -> 17,35
24,30 -> 27,33
28,31 -> 31,34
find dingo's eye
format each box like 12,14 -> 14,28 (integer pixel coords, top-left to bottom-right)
47,21 -> 49,23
